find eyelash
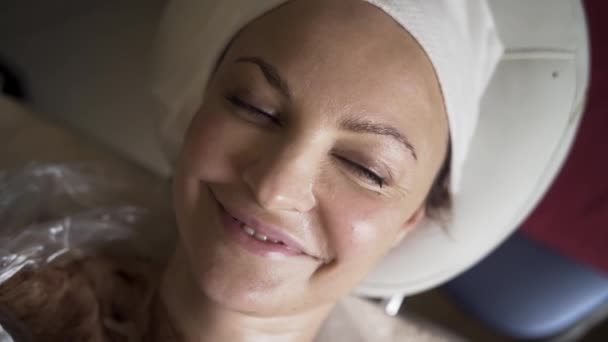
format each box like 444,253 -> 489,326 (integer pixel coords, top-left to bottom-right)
226,95 -> 281,126
227,95 -> 385,189
335,155 -> 385,188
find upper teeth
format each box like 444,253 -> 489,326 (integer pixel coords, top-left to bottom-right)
241,224 -> 280,244
243,225 -> 256,236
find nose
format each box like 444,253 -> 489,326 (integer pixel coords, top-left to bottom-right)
243,143 -> 318,213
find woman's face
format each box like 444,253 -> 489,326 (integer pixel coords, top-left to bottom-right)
172,0 -> 448,315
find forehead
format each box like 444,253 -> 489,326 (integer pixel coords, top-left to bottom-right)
220,0 -> 448,154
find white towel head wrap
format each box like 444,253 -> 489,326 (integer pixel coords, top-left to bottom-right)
155,0 -> 503,193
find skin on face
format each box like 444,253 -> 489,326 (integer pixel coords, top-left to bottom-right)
171,0 -> 449,317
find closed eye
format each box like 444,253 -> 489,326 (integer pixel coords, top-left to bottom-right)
334,155 -> 385,188
226,95 -> 281,126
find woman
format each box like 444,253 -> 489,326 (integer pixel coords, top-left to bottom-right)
0,0 -> 502,340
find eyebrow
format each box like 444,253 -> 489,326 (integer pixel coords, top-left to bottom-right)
235,56 -> 292,99
341,117 -> 418,160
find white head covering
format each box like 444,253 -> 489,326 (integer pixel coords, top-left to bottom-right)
154,0 -> 506,296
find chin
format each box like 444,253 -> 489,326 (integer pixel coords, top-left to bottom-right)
176,217 -> 297,315
192,253 -> 305,316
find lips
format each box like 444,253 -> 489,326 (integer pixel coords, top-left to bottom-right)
210,191 -> 318,259
226,210 -> 306,253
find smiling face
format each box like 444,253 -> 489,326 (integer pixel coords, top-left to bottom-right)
172,0 -> 449,316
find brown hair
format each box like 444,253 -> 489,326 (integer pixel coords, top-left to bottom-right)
425,144 -> 452,220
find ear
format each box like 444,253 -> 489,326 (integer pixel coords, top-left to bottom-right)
391,206 -> 426,248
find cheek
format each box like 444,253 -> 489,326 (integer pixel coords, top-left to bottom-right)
308,194 -> 410,300
173,107 -> 237,239
180,107 -> 241,182
340,207 -> 396,257
323,192 -> 409,270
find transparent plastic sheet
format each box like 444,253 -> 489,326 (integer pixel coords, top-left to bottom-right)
0,163 -> 165,342
0,163 -> 140,231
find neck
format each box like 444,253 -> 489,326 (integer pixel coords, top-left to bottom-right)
159,249 -> 333,342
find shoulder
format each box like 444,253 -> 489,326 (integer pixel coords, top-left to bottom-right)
0,254 -> 159,341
